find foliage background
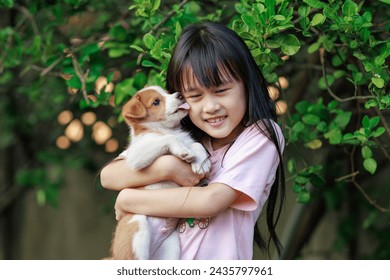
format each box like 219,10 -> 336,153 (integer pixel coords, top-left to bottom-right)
0,0 -> 389,259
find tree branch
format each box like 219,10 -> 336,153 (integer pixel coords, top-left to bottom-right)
335,147 -> 390,213
136,0 -> 189,67
147,0 -> 189,35
70,52 -> 90,104
319,48 -> 373,102
351,179 -> 390,213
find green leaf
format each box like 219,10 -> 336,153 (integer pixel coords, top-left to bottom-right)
297,191 -> 311,203
106,72 -> 115,84
353,52 -> 367,60
274,15 -> 286,21
82,43 -> 100,56
328,100 -> 339,110
333,70 -> 346,79
334,111 -> 352,130
0,0 -> 14,8
371,77 -> 384,88
373,127 -> 385,137
369,116 -> 380,128
324,129 -> 343,144
365,99 -> 378,109
361,146 -> 372,159
292,121 -> 305,133
305,139 -> 323,150
363,158 -> 377,174
295,100 -> 310,113
0,70 -> 13,84
287,159 -> 296,173
151,0 -> 161,12
143,33 -> 156,49
303,0 -> 324,9
295,175 -> 309,186
281,34 -> 301,55
311,13 -> 325,26
298,5 -> 310,17
342,0 -> 358,17
108,48 -> 130,58
317,121 -> 327,132
175,21 -> 182,41
130,44 -> 145,52
241,14 -> 256,29
362,211 -> 378,229
293,184 -> 302,193
150,39 -> 163,59
302,114 -> 320,125
308,41 -> 321,53
66,75 -> 81,89
36,189 -> 46,206
141,59 -> 157,68
319,75 -> 335,89
362,115 -> 370,128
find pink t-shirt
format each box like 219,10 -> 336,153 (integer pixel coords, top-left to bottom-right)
177,121 -> 284,260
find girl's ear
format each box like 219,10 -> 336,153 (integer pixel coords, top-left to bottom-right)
122,95 -> 147,122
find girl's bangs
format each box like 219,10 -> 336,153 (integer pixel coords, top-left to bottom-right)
176,47 -> 240,92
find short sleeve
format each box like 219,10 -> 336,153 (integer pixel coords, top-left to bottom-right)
210,125 -> 283,211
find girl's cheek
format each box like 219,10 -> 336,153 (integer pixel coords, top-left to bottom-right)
188,111 -> 199,123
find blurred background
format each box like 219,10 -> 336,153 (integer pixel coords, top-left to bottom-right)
0,0 -> 389,260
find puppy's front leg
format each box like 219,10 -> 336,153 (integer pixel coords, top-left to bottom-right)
190,143 -> 211,175
127,134 -> 194,170
167,136 -> 195,163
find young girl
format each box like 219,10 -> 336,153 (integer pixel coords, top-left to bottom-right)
100,22 -> 285,260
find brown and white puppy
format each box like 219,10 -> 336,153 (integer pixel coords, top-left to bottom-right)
107,86 -> 211,260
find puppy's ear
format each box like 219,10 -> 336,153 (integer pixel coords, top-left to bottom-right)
122,96 -> 147,121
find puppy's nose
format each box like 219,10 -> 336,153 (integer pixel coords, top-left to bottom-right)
172,92 -> 183,100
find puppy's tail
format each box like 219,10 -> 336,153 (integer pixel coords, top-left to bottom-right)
110,214 -> 150,260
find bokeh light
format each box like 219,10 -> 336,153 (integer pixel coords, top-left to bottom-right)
65,119 -> 84,142
105,138 -> 119,153
81,112 -> 97,126
92,121 -> 112,145
276,100 -> 287,115
57,110 -> 73,125
56,135 -> 71,149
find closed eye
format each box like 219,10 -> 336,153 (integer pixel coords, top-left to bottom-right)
215,88 -> 229,94
187,94 -> 202,99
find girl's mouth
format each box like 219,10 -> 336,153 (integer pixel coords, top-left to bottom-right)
206,116 -> 226,126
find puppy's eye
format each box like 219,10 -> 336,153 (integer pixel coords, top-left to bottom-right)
152,99 -> 160,106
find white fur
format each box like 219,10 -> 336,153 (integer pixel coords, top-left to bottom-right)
122,86 -> 211,260
128,215 -> 151,260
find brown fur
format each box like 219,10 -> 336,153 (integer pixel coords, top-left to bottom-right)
110,214 -> 138,260
106,86 -> 201,260
122,90 -> 168,129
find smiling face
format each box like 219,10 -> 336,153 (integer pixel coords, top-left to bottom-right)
181,72 -> 247,150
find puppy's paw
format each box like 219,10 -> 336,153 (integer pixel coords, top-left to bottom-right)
178,150 -> 195,162
191,158 -> 212,175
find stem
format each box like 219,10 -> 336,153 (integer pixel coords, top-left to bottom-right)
71,54 -> 90,104
319,48 -> 373,102
147,0 -> 189,35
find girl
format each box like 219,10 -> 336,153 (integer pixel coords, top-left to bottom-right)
100,22 -> 285,260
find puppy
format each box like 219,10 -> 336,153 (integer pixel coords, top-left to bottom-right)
107,85 -> 211,260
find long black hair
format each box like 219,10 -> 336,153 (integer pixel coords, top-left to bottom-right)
166,22 -> 286,257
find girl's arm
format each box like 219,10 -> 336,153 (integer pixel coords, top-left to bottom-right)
114,182 -> 242,220
100,155 -> 205,191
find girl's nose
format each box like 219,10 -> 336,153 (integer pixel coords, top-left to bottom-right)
203,95 -> 221,113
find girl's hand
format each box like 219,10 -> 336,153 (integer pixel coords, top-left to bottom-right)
157,155 -> 206,186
